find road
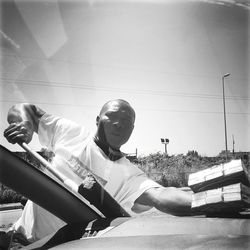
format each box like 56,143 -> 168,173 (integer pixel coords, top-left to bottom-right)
0,209 -> 22,231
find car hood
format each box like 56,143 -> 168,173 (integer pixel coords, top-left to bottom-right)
51,234 -> 250,250
23,215 -> 250,249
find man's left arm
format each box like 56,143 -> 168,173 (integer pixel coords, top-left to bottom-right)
135,187 -> 192,216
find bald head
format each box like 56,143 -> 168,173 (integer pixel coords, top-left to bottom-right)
96,99 -> 135,150
99,99 -> 135,120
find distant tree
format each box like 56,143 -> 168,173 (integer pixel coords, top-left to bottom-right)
186,150 -> 199,158
0,188 -> 24,204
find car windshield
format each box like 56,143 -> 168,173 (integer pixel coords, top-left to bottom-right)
0,2 -> 250,249
1,0 -> 249,157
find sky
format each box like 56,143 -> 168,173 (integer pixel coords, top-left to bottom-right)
0,0 -> 249,156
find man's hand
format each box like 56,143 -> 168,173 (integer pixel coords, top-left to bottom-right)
4,121 -> 34,144
4,103 -> 45,145
134,186 -> 192,216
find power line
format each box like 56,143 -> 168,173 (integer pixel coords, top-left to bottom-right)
136,107 -> 250,115
1,77 -> 249,101
0,100 -> 97,108
0,53 -> 225,78
0,99 -> 249,115
1,52 -> 249,82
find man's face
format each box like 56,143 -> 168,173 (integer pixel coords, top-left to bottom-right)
96,101 -> 135,150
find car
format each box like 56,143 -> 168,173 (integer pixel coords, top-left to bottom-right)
0,144 -> 250,249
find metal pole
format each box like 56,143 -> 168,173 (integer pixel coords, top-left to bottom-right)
222,73 -> 230,160
232,134 -> 235,155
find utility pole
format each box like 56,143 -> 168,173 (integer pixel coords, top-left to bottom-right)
222,73 -> 230,160
232,134 -> 235,155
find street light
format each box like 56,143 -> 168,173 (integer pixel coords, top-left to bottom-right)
160,138 -> 169,154
232,134 -> 235,155
222,73 -> 230,160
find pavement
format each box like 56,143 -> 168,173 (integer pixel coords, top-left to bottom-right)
0,204 -> 23,232
0,203 -> 23,211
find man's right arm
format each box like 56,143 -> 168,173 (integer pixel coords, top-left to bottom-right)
4,103 -> 46,144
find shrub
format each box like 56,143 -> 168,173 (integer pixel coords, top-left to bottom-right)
135,152 -> 228,187
0,187 -> 24,204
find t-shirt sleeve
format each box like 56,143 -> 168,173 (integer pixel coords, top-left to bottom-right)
38,113 -> 88,151
117,159 -> 162,214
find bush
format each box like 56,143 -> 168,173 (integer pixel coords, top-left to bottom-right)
0,187 -> 25,204
135,152 -> 228,187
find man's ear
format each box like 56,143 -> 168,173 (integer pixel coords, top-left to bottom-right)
96,116 -> 100,126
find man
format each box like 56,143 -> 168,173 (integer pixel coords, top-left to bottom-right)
4,99 -> 191,242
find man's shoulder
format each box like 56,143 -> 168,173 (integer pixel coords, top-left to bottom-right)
40,113 -> 61,123
41,113 -> 81,129
39,113 -> 90,139
118,155 -> 131,164
118,156 -> 142,171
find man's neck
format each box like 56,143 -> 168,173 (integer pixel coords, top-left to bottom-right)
93,136 -> 123,161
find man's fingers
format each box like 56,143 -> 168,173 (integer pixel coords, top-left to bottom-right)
4,123 -> 28,138
6,131 -> 25,141
7,123 -> 17,127
10,134 -> 26,144
6,123 -> 17,129
3,123 -> 25,137
5,130 -> 27,144
3,123 -> 18,136
4,122 -> 33,145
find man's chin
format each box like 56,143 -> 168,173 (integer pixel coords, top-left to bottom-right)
107,140 -> 122,151
109,144 -> 121,151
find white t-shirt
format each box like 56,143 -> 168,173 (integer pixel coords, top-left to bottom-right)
39,113 -> 161,210
12,114 -> 161,241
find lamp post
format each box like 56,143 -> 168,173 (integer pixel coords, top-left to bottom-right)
232,134 -> 235,156
160,138 -> 169,154
222,73 -> 230,160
